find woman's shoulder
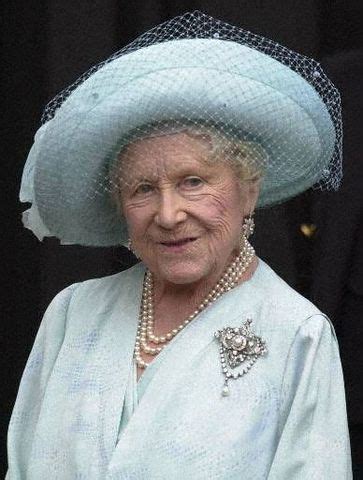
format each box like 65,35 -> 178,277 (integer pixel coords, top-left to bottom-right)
44,262 -> 145,323
251,258 -> 333,336
252,259 -> 320,309
75,261 -> 145,291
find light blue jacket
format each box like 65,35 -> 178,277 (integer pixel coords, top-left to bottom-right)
6,260 -> 352,479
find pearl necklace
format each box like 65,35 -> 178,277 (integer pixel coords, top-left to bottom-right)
134,236 -> 255,369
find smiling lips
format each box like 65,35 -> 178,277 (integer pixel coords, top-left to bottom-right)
160,237 -> 197,247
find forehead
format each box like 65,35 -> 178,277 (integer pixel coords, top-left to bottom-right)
118,131 -> 221,179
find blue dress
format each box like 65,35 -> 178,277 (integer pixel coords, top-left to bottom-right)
6,260 -> 352,479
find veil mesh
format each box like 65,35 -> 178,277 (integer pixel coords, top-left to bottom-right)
40,10 -> 342,192
21,11 -> 342,246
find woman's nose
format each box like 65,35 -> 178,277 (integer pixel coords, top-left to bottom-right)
154,190 -> 187,229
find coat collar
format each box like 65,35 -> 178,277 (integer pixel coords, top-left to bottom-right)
106,260 -> 266,473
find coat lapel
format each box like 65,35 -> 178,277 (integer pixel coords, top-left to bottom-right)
108,261 -> 266,474
94,264 -> 144,470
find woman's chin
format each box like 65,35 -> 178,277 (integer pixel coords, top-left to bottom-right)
154,263 -> 211,287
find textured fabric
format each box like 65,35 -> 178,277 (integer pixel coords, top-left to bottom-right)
117,360 -> 138,439
7,260 -> 352,479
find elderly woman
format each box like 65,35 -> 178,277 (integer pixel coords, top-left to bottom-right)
7,11 -> 352,480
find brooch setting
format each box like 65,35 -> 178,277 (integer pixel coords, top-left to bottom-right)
214,319 -> 267,396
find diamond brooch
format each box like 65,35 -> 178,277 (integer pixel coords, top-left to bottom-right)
214,319 -> 267,397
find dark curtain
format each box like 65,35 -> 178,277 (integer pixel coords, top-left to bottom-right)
2,0 -> 362,476
311,47 -> 363,467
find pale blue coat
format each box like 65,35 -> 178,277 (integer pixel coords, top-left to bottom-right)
6,260 -> 352,479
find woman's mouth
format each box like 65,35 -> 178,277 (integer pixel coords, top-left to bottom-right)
159,237 -> 198,251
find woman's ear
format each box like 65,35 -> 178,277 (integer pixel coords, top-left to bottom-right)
241,177 -> 261,217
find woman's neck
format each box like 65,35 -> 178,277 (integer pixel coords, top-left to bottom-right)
150,256 -> 259,336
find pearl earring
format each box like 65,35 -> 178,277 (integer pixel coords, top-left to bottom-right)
127,238 -> 139,259
242,213 -> 255,239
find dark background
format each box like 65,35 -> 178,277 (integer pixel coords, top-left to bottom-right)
2,0 -> 363,477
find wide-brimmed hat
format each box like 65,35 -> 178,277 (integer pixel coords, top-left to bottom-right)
20,11 -> 342,247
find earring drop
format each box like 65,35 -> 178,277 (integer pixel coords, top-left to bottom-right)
242,213 -> 255,239
127,238 -> 139,259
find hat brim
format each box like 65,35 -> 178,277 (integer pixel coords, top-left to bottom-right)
28,39 -> 335,246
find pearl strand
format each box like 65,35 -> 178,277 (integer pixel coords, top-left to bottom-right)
134,236 -> 255,369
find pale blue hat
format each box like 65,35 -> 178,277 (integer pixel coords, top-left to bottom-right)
20,12 -> 342,246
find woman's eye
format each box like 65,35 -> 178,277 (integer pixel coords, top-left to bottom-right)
182,177 -> 203,188
134,183 -> 153,195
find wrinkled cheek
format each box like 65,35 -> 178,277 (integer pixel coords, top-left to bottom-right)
124,208 -> 149,237
206,212 -> 242,257
206,207 -> 237,240
124,217 -> 154,259
133,239 -> 158,268
134,234 -> 154,256
213,195 -> 242,228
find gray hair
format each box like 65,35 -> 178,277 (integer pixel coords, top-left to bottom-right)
110,125 -> 267,211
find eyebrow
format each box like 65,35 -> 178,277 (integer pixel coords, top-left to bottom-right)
119,176 -> 153,191
120,157 -> 213,186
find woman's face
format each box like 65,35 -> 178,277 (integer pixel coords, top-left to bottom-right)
118,132 -> 259,286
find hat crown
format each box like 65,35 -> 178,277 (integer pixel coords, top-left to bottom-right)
21,12 -> 342,246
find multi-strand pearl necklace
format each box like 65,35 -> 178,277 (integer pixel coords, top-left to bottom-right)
134,236 -> 255,369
